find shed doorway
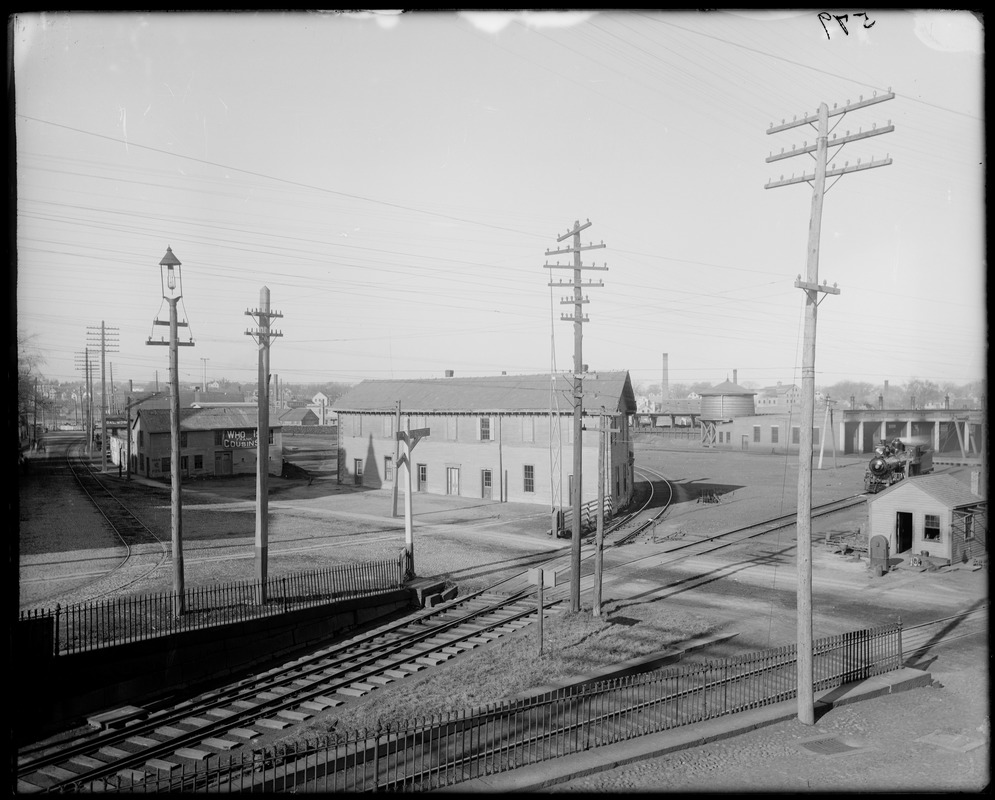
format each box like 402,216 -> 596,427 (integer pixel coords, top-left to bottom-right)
895,511 -> 913,553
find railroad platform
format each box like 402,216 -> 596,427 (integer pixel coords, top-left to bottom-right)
437,667 -> 934,793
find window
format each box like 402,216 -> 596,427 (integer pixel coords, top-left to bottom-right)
180,431 -> 188,447
446,416 -> 457,441
351,415 -> 362,437
181,456 -> 188,471
194,455 -> 203,469
139,431 -> 145,447
771,426 -> 779,444
383,416 -> 394,438
161,456 -> 170,472
353,459 -> 363,486
524,464 -> 535,493
792,426 -> 800,444
522,416 -> 534,443
215,430 -> 223,446
924,513 -> 941,541
268,428 -> 274,444
384,456 -> 394,482
965,516 -> 975,540
753,426 -> 761,443
480,417 -> 491,441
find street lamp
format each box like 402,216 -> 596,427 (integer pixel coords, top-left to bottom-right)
147,246 -> 194,615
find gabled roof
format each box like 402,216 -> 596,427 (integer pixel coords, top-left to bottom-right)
136,406 -> 282,434
872,473 -> 984,509
332,371 -> 636,415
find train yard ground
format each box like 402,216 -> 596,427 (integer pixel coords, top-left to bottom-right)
15,433 -> 989,791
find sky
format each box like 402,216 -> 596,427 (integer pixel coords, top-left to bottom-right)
12,10 -> 986,395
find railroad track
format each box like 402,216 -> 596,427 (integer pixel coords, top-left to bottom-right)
64,443 -> 171,602
15,589 -> 564,792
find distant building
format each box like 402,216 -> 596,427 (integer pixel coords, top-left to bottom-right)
131,406 -> 283,479
755,382 -> 801,412
332,371 -> 636,508
279,407 -> 319,427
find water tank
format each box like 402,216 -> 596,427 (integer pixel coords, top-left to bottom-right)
699,379 -> 756,419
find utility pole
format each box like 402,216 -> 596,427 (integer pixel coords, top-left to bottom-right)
593,408 -> 618,618
391,401 -> 401,517
766,90 -> 894,725
544,219 -> 607,613
201,357 -> 209,393
87,322 -> 119,471
246,287 -> 283,604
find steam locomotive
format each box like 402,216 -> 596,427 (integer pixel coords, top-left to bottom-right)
863,438 -> 934,493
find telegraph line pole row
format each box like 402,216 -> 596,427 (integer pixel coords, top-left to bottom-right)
765,89 -> 894,725
74,349 -> 96,453
87,322 -> 119,471
246,286 -> 283,604
544,219 -> 607,613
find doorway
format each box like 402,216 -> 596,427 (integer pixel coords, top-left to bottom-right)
447,466 -> 460,496
214,451 -> 233,476
895,511 -> 913,553
481,469 -> 492,500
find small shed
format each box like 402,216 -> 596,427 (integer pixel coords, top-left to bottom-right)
279,407 -> 320,426
867,473 -> 987,566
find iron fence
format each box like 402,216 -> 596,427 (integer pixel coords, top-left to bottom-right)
19,553 -> 408,656
80,620 -> 902,793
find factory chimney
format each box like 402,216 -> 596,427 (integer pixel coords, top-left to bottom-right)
661,353 -> 669,409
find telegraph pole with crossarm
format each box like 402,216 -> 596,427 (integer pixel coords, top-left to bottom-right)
246,287 -> 283,604
765,89 -> 894,725
544,219 -> 607,613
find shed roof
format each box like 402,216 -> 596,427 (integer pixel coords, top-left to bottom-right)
871,473 -> 984,509
136,406 -> 281,433
279,407 -> 318,423
332,371 -> 636,414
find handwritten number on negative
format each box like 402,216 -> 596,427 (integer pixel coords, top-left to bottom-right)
819,12 -> 875,40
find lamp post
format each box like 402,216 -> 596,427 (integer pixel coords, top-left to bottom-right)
147,246 -> 194,616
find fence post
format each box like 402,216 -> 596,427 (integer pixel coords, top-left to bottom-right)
53,604 -> 61,658
896,617 -> 903,668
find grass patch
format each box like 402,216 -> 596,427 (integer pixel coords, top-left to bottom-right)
278,598 -> 714,745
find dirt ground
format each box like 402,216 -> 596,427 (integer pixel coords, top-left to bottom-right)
16,439 -> 990,791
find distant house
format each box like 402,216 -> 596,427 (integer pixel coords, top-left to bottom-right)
279,407 -> 319,426
867,473 -> 987,566
756,382 -> 801,412
310,392 -> 334,425
332,371 -> 636,508
131,406 -> 283,479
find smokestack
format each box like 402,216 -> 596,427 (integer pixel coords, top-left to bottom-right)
878,394 -> 884,410
883,380 -> 889,407
733,369 -> 738,385
661,353 -> 669,408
